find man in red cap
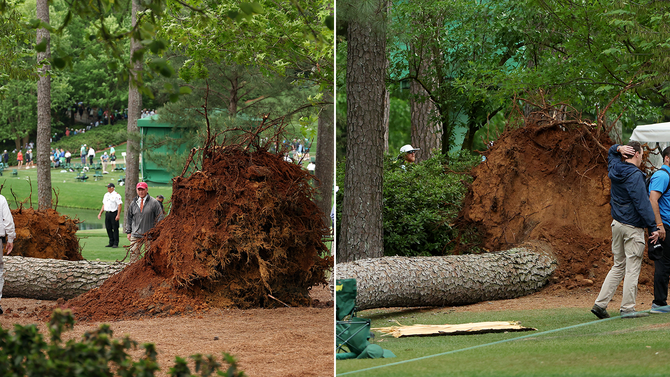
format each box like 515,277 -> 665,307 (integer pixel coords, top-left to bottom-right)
125,182 -> 164,263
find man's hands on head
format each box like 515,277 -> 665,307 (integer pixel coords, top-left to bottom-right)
619,145 -> 636,159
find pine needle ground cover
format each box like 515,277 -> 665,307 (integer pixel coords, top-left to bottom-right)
336,307 -> 670,376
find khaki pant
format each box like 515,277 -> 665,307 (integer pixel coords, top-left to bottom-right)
595,220 -> 645,312
128,236 -> 147,263
0,242 -> 4,301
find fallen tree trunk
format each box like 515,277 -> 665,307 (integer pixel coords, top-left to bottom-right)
336,241 -> 557,310
2,256 -> 127,300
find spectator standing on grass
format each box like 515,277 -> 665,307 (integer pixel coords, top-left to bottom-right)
64,150 -> 71,165
2,151 -> 8,165
87,146 -> 95,166
647,146 -> 670,314
16,150 -> 23,169
100,152 -> 109,173
125,182 -> 164,263
156,195 -> 165,214
98,183 -> 123,248
109,145 -> 116,169
592,142 -> 660,319
25,149 -> 33,169
0,193 -> 15,315
80,144 -> 86,165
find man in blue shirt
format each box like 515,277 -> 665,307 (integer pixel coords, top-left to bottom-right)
648,146 -> 670,314
592,142 -> 660,319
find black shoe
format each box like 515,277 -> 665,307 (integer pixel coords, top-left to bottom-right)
591,304 -> 610,319
112,245 -> 118,248
105,244 -> 112,247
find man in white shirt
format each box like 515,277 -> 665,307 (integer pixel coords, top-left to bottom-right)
87,146 -> 95,166
98,183 -> 123,248
0,194 -> 15,315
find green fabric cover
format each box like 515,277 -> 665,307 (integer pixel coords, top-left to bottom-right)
336,318 -> 370,355
336,352 -> 358,360
336,279 -> 357,321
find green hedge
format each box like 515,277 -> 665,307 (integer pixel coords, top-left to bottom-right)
337,151 -> 481,257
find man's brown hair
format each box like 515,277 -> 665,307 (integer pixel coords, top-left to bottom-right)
623,140 -> 642,158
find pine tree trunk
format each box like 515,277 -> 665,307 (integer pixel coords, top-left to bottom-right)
125,0 -> 142,223
409,40 -> 441,162
339,0 -> 387,263
2,257 -> 127,300
336,242 -> 557,310
410,80 -> 441,162
36,0 -> 52,211
315,90 -> 334,228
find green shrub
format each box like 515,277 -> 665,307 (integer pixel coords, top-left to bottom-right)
0,309 -> 245,377
336,151 -> 481,257
383,152 -> 480,256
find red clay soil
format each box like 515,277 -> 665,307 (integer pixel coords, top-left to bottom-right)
458,105 -> 654,293
10,207 -> 82,261
66,123 -> 333,322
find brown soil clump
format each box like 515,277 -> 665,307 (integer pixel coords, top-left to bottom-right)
11,208 -> 82,261
67,121 -> 333,322
458,104 -> 653,292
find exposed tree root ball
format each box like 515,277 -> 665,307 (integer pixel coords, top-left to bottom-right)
458,105 -> 654,292
12,208 -> 82,261
67,128 -> 333,321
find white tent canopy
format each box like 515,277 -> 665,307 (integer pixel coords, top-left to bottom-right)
630,122 -> 670,168
630,122 -> 670,142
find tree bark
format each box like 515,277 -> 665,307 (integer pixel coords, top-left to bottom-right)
125,0 -> 142,221
339,1 -> 387,263
36,0 -> 52,211
336,242 -> 557,310
315,90 -> 334,228
409,28 -> 441,162
2,257 -> 127,300
410,80 -> 441,162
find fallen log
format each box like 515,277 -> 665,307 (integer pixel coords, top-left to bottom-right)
336,241 -> 557,310
2,256 -> 127,300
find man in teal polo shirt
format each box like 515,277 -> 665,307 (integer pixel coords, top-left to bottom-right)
649,146 -> 670,314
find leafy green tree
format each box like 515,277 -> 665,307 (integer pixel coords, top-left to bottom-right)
516,0 -> 670,124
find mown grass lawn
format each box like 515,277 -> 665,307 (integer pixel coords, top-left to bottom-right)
337,307 -> 670,376
3,156 -> 172,262
77,228 -> 131,262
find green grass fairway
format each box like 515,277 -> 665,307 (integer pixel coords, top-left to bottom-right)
77,228 -> 131,262
2,161 -> 172,210
2,157 -> 172,261
336,307 -> 670,376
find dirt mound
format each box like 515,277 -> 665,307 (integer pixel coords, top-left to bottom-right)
67,121 -> 333,321
11,208 -> 82,261
458,105 -> 654,291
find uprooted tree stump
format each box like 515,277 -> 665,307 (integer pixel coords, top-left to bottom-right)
457,98 -> 655,291
65,118 -> 333,321
337,242 -> 557,310
11,208 -> 83,261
